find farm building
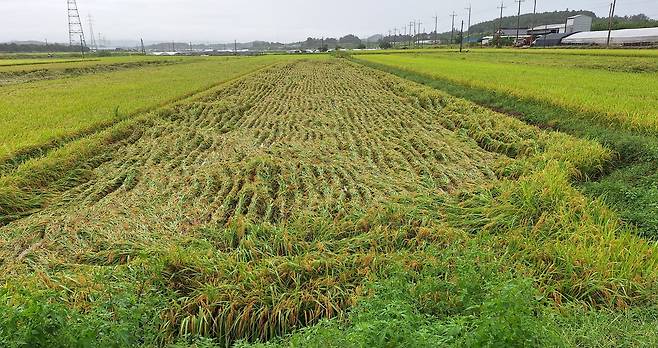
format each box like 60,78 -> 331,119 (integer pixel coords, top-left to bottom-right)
482,28 -> 530,45
566,15 -> 593,33
533,33 -> 573,47
528,15 -> 593,36
561,27 -> 658,46
496,28 -> 530,37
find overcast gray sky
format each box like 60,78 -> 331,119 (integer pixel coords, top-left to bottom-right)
2,0 -> 657,43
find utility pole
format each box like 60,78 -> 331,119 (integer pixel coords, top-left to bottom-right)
409,21 -> 415,46
460,20 -> 465,52
606,0 -> 617,46
531,0 -> 538,29
450,12 -> 457,47
140,38 -> 145,55
234,40 -> 237,54
417,21 -> 422,46
87,14 -> 97,51
498,1 -> 506,33
465,5 -> 472,47
433,14 -> 439,45
515,0 -> 525,45
412,21 -> 416,46
422,26 -> 426,47
80,34 -> 85,58
414,21 -> 418,46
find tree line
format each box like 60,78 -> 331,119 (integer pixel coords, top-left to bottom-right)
0,43 -> 88,53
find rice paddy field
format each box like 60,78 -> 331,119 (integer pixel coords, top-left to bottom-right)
357,50 -> 658,132
356,48 -> 658,239
0,55 -> 294,168
1,52 -> 658,347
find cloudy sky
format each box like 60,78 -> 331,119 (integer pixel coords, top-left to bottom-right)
2,0 -> 656,44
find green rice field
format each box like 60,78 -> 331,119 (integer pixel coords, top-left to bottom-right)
357,50 -> 658,132
0,55 -> 291,166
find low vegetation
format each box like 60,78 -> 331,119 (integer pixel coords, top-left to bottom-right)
2,58 -> 658,347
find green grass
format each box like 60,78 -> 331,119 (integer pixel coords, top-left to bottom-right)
0,57 -> 185,87
355,47 -> 658,58
0,57 -> 88,66
3,59 -> 658,347
356,51 -> 658,133
0,55 -> 293,167
425,50 -> 658,73
237,269 -> 658,348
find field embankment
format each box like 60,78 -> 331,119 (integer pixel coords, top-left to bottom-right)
354,50 -> 658,237
2,59 -> 658,346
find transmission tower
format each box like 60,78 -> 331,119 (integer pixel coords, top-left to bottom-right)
87,14 -> 97,50
67,0 -> 86,47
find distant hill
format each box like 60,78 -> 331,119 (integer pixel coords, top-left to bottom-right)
592,14 -> 658,30
367,34 -> 383,43
0,42 -> 87,53
8,40 -> 51,45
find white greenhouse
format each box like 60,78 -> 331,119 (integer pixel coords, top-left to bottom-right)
561,27 -> 658,45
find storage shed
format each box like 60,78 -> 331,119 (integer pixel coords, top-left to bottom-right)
562,27 -> 658,46
533,33 -> 573,47
528,15 -> 592,36
565,15 -> 593,33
